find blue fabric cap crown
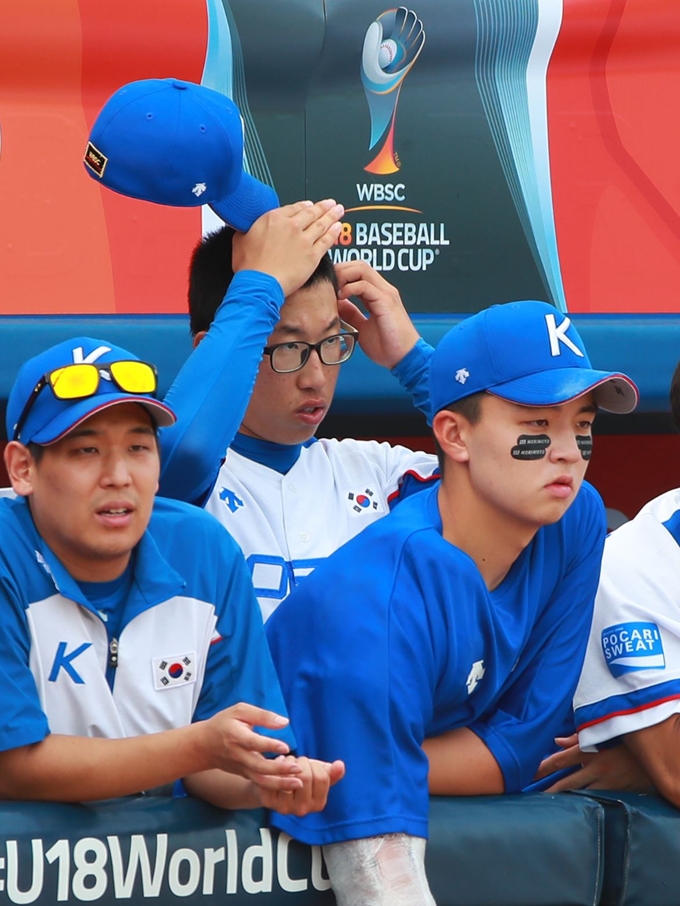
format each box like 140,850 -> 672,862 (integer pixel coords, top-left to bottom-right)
429,301 -> 638,415
84,78 -> 279,231
7,338 -> 176,445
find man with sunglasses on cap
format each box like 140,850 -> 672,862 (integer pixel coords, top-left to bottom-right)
0,338 -> 343,809
263,301 -> 638,905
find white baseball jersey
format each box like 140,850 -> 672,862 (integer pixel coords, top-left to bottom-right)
204,437 -> 438,620
574,488 -> 680,749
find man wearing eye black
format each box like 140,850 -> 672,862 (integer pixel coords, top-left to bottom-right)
265,301 -> 638,905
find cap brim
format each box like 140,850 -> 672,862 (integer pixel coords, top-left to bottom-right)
488,368 -> 639,414
210,172 -> 279,231
31,396 -> 176,445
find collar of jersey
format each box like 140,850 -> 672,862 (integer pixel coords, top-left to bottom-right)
231,432 -> 317,475
14,496 -> 186,623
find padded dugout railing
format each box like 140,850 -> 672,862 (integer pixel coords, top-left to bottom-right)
0,313 -> 676,437
0,792 -> 677,906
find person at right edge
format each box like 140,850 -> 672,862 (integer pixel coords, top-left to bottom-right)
265,301 -> 638,905
536,359 -> 680,802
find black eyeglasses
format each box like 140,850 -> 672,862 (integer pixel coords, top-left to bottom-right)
13,361 -> 158,442
263,321 -> 359,374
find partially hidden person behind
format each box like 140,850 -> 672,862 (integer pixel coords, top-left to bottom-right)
536,358 -> 680,801
0,337 -> 343,810
265,301 -> 638,905
163,228 -> 439,620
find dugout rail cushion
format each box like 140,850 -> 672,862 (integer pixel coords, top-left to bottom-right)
0,313 -> 676,439
0,793 -> 606,906
573,790 -> 680,906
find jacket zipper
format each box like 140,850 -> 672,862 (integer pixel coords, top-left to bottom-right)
109,637 -> 119,669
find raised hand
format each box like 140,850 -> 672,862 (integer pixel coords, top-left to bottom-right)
335,260 -> 420,369
233,200 -> 343,297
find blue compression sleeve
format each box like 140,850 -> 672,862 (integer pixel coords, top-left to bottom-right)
390,338 -> 434,423
159,271 -> 284,504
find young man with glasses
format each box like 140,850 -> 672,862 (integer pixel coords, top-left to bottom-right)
81,77 -> 435,619
0,337 -> 343,806
161,224 -> 438,620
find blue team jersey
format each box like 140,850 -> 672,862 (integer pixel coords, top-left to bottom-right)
266,480 -> 606,845
0,494 -> 294,754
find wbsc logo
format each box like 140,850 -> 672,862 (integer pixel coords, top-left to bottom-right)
601,621 -> 665,678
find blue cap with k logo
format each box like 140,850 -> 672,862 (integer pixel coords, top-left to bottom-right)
429,300 -> 638,415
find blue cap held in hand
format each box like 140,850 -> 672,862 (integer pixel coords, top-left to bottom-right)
429,300 -> 638,415
84,78 -> 279,231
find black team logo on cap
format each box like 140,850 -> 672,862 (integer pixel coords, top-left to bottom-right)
84,142 -> 108,178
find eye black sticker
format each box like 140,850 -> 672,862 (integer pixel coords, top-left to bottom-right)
511,435 -> 551,460
576,435 -> 593,460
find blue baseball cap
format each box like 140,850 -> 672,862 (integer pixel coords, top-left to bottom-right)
7,338 -> 176,445
429,301 -> 638,415
84,78 -> 279,231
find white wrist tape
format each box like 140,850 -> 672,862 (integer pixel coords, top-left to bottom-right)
323,833 -> 436,906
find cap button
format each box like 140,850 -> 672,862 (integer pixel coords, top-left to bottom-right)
171,80 -> 188,90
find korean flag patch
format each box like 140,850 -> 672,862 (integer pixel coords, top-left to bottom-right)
601,622 -> 665,678
153,653 -> 197,691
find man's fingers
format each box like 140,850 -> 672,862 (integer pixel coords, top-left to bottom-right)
336,298 -> 367,330
256,758 -> 345,815
335,262 -> 400,306
250,769 -> 305,792
545,772 -> 584,793
327,759 -> 346,786
535,753 -> 560,780
337,278 -> 385,305
536,744 -> 582,778
314,220 -> 343,255
276,200 -> 314,218
249,770 -> 305,792
537,743 -> 582,779
287,758 -> 329,813
308,205 -> 344,242
308,759 -> 345,806
291,198 -> 341,230
335,260 -> 388,287
290,200 -> 345,251
227,702 -> 290,730
232,748 -> 303,777
235,731 -> 299,759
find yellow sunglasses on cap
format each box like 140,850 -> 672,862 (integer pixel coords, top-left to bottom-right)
13,361 -> 158,442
